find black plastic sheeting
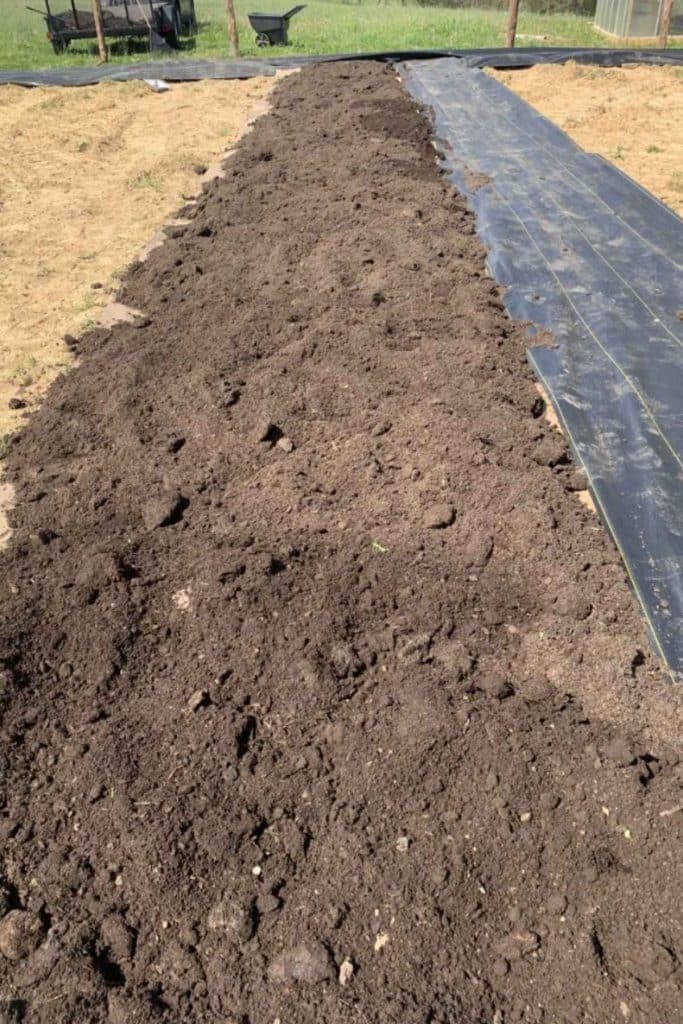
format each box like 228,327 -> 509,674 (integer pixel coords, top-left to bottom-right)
1,47 -> 681,87
401,59 -> 683,678
0,59 -> 274,87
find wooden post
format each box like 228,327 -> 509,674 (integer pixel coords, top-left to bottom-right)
225,0 -> 241,57
91,0 -> 108,62
506,0 -> 520,48
658,0 -> 674,47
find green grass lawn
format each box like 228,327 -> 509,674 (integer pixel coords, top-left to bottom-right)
0,0 -> 654,70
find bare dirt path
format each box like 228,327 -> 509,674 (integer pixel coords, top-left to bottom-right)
491,63 -> 683,215
0,62 -> 681,1024
0,77 -> 274,436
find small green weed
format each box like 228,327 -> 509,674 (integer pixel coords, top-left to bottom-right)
129,170 -> 162,192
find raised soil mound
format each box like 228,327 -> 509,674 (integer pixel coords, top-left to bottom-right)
0,62 -> 681,1024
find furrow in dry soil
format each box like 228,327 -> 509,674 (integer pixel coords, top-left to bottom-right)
0,62 -> 681,1024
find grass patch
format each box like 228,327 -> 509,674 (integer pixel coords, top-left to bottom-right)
129,170 -> 163,191
0,434 -> 14,460
0,0 -> 654,71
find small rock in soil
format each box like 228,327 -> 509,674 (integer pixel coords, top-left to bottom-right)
276,436 -> 295,453
256,892 -> 280,915
8,398 -> 27,410
493,958 -> 510,977
330,643 -> 364,679
532,437 -> 567,467
254,420 -> 282,444
142,489 -> 187,530
101,914 -> 135,960
600,736 -> 637,767
464,533 -> 494,568
268,941 -> 334,984
433,639 -> 472,680
0,910 -> 44,961
371,421 -> 392,437
339,956 -> 355,986
187,689 -> 210,712
554,590 -> 592,620
207,894 -> 254,942
496,929 -> 541,960
423,503 -> 455,529
565,468 -> 588,492
547,894 -> 568,915
478,673 -> 514,700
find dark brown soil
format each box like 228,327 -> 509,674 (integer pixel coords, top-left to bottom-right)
1,63 -> 682,1024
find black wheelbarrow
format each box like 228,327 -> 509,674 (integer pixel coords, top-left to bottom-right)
248,4 -> 305,46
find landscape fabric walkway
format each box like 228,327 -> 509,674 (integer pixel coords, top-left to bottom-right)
1,47 -> 682,87
0,62 -> 682,1024
402,59 -> 683,677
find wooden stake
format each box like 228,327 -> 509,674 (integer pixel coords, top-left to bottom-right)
658,0 -> 674,47
506,0 -> 520,48
225,0 -> 241,57
91,0 -> 107,62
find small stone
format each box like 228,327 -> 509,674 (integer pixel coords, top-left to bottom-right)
496,929 -> 541,960
547,893 -> 567,915
330,643 -> 364,680
338,956 -> 355,986
254,420 -> 281,444
429,865 -> 448,886
493,958 -> 509,977
423,503 -> 455,529
142,490 -> 187,530
8,398 -> 27,411
601,736 -> 636,767
188,689 -> 210,712
276,436 -> 295,453
519,811 -> 532,823
478,674 -> 514,700
88,783 -> 105,804
193,164 -> 208,175
207,894 -> 254,942
396,836 -> 409,853
433,640 -> 472,680
101,915 -> 135,960
565,469 -> 588,492
554,590 -> 592,620
268,941 -> 334,984
256,892 -> 280,915
0,911 -> 44,961
371,421 -> 392,437
464,534 -> 494,568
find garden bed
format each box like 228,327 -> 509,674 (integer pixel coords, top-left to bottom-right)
0,62 -> 681,1024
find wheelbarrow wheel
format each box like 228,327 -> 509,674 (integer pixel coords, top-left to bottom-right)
51,36 -> 68,55
255,32 -> 271,46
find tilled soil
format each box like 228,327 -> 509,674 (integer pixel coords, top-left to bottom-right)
0,62 -> 682,1024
